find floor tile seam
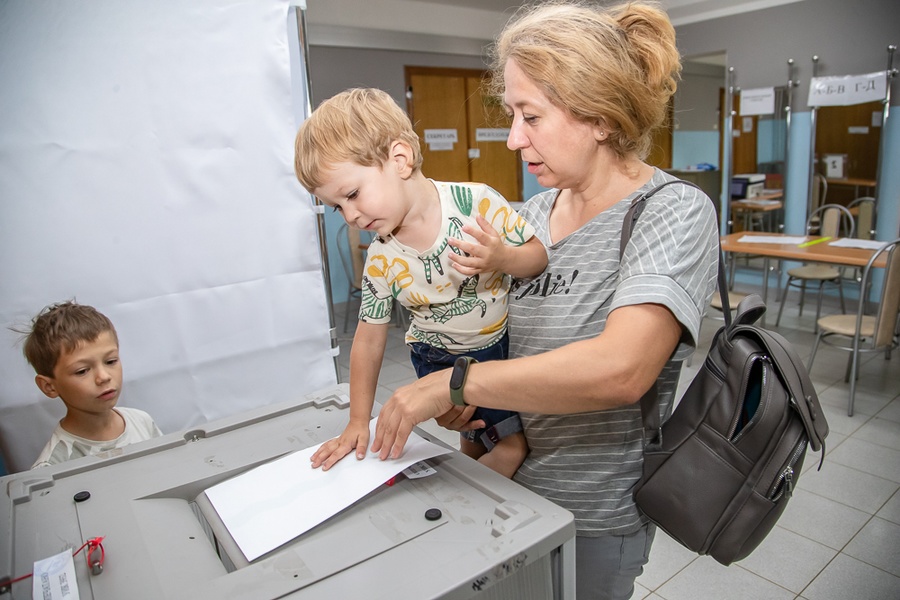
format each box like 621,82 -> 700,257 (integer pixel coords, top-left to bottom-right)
833,434 -> 900,463
793,485 -> 886,518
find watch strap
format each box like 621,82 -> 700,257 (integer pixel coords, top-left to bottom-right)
449,356 -> 476,406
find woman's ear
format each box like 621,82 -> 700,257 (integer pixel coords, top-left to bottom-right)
593,117 -> 611,143
389,140 -> 415,179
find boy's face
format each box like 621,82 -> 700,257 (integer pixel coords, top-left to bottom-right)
313,145 -> 412,238
35,331 -> 123,417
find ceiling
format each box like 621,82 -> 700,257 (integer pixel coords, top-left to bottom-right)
303,0 -> 804,57
406,0 -> 805,26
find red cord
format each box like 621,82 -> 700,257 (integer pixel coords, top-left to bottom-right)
4,536 -> 105,587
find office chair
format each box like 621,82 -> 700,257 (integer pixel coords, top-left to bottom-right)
807,237 -> 900,416
775,204 -> 854,332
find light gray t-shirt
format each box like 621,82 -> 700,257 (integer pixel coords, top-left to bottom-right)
32,407 -> 163,469
509,168 -> 719,537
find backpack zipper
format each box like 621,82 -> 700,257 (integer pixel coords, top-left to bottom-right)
768,438 -> 807,500
729,355 -> 768,442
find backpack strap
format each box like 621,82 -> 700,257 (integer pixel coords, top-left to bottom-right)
620,180 -> 731,321
620,180 -> 729,442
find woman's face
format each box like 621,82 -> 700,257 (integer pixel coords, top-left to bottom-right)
503,59 -> 605,191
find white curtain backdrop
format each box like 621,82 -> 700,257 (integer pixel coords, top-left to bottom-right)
0,0 -> 336,472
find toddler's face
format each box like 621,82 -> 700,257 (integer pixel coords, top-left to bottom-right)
45,331 -> 123,415
314,160 -> 406,238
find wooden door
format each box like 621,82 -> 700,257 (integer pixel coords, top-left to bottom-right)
815,101 -> 881,205
726,90 -> 758,175
406,66 -> 522,202
647,96 -> 674,169
465,75 -> 520,201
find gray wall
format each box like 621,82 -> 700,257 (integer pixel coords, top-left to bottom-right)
307,46 -> 487,109
677,61 -> 726,132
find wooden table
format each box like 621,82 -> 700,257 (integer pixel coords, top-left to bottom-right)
730,194 -> 783,232
720,232 -> 888,316
825,177 -> 877,197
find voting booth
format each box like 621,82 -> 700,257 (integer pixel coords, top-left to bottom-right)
1,384 -> 576,599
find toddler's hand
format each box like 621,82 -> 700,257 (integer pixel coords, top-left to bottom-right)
310,421 -> 370,471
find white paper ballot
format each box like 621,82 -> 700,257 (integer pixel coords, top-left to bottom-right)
828,238 -> 889,250
33,550 -> 79,600
204,419 -> 452,561
737,235 -> 808,245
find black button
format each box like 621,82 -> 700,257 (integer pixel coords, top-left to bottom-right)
74,491 -> 91,503
425,508 -> 442,521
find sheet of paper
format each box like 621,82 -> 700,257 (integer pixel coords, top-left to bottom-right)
828,238 -> 889,250
737,235 -> 807,244
204,419 -> 452,562
33,550 -> 80,600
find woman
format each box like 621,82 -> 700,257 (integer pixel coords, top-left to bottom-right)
372,2 -> 719,598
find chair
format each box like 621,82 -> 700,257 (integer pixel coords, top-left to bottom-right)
710,289 -> 749,316
848,196 -> 876,240
775,204 -> 855,331
811,173 -> 828,214
807,237 -> 900,416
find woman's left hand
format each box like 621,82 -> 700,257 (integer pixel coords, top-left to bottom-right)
447,216 -> 506,276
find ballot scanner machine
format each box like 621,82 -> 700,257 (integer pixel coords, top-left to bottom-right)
1,384 -> 575,599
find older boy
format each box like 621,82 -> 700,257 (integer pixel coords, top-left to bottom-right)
295,88 -> 546,477
23,301 -> 162,468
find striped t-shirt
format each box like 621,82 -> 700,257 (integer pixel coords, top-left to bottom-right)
509,168 -> 719,537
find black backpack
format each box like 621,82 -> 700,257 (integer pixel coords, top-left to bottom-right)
621,180 -> 829,565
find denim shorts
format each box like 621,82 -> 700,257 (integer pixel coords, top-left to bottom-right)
409,332 -> 520,449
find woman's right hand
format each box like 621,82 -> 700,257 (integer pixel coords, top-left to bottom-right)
310,420 -> 370,471
435,405 -> 484,433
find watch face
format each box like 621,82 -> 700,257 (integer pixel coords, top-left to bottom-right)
449,357 -> 468,389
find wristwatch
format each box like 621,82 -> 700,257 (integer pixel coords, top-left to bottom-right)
449,356 -> 477,406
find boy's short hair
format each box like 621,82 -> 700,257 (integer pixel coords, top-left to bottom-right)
294,88 -> 424,191
22,301 -> 118,377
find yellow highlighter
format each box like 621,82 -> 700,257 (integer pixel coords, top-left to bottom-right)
797,236 -> 832,248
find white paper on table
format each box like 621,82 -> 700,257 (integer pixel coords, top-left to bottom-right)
204,419 -> 452,562
737,235 -> 808,244
32,550 -> 80,600
828,238 -> 889,250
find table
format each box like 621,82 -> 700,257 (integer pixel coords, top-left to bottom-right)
825,177 -> 877,198
730,193 -> 783,232
720,232 -> 888,317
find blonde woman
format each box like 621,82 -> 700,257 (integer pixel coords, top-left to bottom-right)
372,3 -> 719,598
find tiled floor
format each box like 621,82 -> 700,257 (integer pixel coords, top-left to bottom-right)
332,270 -> 900,600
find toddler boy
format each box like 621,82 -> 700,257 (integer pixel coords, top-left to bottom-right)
296,88 -> 547,477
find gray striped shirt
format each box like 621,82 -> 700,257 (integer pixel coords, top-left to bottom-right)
509,168 -> 719,536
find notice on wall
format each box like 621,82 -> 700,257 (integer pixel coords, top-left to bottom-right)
808,70 -> 888,107
424,129 -> 457,152
475,128 -> 510,142
740,87 -> 775,116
